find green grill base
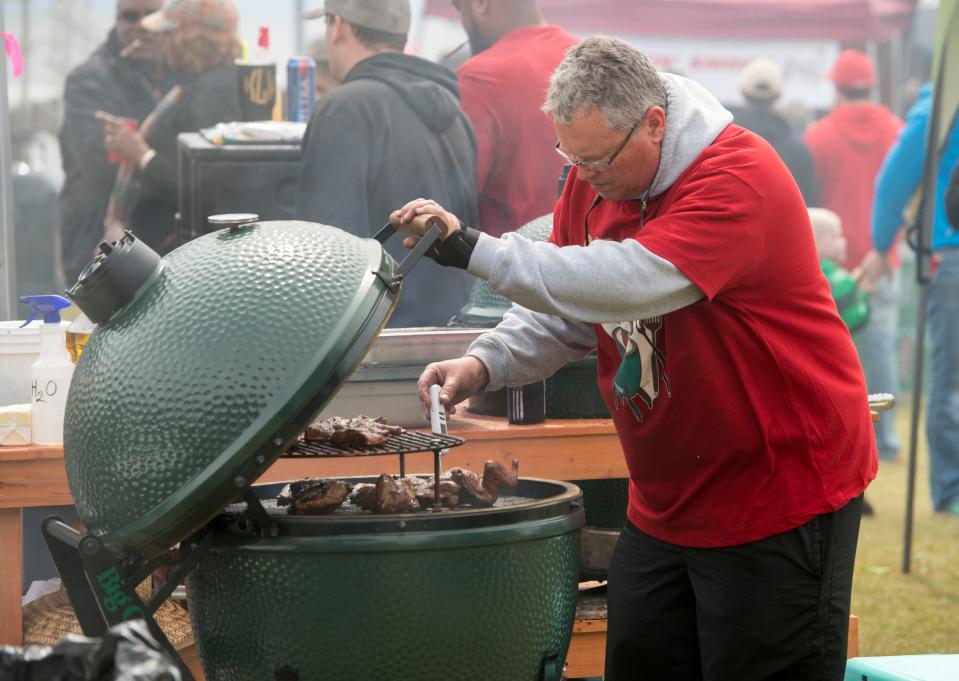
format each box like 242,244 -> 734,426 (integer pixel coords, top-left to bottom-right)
189,531 -> 581,681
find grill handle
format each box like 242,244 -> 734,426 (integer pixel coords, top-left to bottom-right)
373,217 -> 444,280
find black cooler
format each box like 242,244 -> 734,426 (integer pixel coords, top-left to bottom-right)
176,132 -> 302,245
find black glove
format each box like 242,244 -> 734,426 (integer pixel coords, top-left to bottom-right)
425,226 -> 481,269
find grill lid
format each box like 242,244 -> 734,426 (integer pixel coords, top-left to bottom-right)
63,218 -> 436,559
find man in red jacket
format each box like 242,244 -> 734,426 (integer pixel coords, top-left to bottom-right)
392,36 -> 875,681
806,49 -> 904,462
451,0 -> 578,236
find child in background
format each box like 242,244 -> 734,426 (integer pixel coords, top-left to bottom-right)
809,207 -> 871,333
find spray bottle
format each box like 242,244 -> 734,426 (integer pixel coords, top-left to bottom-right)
19,295 -> 74,445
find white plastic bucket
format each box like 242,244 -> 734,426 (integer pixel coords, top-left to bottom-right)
0,321 -> 44,406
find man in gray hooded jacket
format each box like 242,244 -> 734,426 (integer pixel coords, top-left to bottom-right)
296,0 -> 479,328
392,37 -> 875,681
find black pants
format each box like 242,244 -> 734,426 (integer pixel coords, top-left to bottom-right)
605,496 -> 863,681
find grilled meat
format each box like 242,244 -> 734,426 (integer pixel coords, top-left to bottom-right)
286,478 -> 353,514
349,474 -> 419,513
350,483 -> 376,511
483,459 -> 519,491
448,467 -> 493,506
304,415 -> 405,447
408,476 -> 462,508
345,460 -> 521,512
449,459 -> 520,507
303,419 -> 335,442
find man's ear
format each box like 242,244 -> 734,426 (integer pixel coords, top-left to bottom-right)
646,106 -> 667,145
328,15 -> 351,45
472,0 -> 491,18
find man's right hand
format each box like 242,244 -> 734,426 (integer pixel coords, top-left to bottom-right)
390,198 -> 461,247
417,356 -> 490,417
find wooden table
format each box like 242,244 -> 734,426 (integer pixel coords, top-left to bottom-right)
0,414 -> 624,645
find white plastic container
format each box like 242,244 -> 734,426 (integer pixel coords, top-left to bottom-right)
0,320 -> 45,406
31,321 -> 75,445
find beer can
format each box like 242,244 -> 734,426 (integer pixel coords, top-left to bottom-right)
286,57 -> 317,122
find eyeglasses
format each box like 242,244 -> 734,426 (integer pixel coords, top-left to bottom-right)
555,121 -> 640,172
117,9 -> 150,23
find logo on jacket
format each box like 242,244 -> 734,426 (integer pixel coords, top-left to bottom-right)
603,318 -> 669,422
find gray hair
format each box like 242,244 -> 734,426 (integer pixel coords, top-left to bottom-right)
542,36 -> 668,131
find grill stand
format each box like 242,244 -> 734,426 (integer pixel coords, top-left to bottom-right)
41,517 -> 212,681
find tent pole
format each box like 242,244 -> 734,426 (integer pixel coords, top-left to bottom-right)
902,282 -> 929,575
0,3 -> 19,320
294,0 -> 305,55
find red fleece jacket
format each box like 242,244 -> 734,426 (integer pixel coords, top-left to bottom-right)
551,124 -> 877,546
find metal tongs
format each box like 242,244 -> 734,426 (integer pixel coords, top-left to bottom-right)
429,384 -> 449,446
428,384 -> 449,510
868,393 -> 896,414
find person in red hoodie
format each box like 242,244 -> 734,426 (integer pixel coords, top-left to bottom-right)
451,0 -> 578,236
392,37 -> 875,681
805,49 -> 904,462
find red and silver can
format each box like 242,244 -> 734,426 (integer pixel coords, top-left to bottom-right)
286,56 -> 317,122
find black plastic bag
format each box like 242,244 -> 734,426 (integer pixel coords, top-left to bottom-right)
0,620 -> 180,680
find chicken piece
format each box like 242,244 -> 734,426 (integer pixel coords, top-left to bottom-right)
349,474 -> 419,513
375,474 -> 420,513
449,467 -> 496,507
407,476 -> 462,508
304,415 -> 405,447
482,459 -> 519,492
449,459 -> 520,507
366,415 -> 405,434
350,483 -> 377,511
287,478 -> 353,514
303,417 -> 338,442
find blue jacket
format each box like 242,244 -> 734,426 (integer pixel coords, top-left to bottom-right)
872,84 -> 959,253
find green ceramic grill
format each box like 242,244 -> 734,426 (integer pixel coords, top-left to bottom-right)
188,478 -> 582,681
60,219 -> 584,681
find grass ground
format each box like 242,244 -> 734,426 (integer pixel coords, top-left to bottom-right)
851,404 -> 959,655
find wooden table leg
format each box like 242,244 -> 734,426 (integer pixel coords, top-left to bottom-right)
847,614 -> 859,658
0,508 -> 23,645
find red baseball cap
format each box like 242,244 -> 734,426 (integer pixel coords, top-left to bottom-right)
829,49 -> 875,90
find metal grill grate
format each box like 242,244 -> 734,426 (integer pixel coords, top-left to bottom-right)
284,431 -> 464,458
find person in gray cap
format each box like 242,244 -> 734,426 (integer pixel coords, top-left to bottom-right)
736,56 -> 820,206
296,0 -> 480,329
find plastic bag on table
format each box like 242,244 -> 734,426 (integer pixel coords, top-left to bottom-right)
0,619 -> 181,680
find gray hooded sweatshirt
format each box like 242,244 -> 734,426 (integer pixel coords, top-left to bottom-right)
466,74 -> 733,391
